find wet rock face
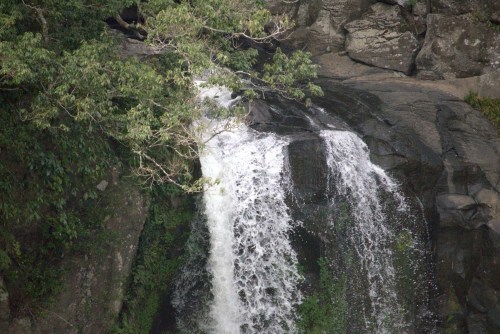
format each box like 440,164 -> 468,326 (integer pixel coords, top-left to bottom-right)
250,78 -> 500,333
416,14 -> 500,79
318,80 -> 500,334
345,3 -> 419,74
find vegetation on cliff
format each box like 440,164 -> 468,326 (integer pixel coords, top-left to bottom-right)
464,91 -> 500,130
0,0 -> 320,318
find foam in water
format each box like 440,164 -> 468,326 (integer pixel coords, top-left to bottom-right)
198,85 -> 301,334
320,129 -> 409,332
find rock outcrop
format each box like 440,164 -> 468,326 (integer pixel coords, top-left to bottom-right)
272,0 -> 376,55
6,170 -> 149,334
345,3 -> 419,74
268,0 -> 500,97
431,0 -> 500,20
416,13 -> 500,79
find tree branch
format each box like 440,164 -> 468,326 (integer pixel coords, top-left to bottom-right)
115,14 -> 145,40
22,0 -> 49,42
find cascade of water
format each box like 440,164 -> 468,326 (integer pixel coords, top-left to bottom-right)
200,124 -> 301,334
320,129 -> 410,333
173,87 -> 433,333
195,85 -> 301,333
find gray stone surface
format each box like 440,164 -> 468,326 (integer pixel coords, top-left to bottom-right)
416,14 -> 500,79
267,1 -> 500,98
431,0 -> 500,20
345,3 -> 419,74
314,52 -> 399,79
319,80 -> 500,333
282,0 -> 376,55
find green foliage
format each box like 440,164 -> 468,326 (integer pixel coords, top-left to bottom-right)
464,91 -> 500,129
298,258 -> 348,334
1,0 -> 321,189
0,0 -> 135,49
0,0 -> 321,317
0,103 -> 113,313
114,184 -> 193,333
392,229 -> 422,327
261,48 -> 323,100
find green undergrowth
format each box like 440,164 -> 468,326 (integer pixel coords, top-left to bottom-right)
464,91 -> 500,129
113,183 -> 194,334
0,104 -> 116,315
298,258 -> 348,334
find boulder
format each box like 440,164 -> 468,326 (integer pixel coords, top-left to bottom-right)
283,0 -> 376,55
345,3 -> 419,74
432,0 -> 500,21
416,14 -> 500,79
294,0 -> 322,27
436,194 -> 484,229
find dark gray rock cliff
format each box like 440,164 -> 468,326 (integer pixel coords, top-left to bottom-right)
248,77 -> 499,333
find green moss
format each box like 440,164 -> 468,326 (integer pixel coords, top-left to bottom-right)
444,290 -> 463,334
298,258 -> 348,334
395,231 -> 414,253
464,91 -> 500,129
472,12 -> 500,31
335,202 -> 353,233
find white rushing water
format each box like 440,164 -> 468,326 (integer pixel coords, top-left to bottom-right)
198,86 -> 301,334
320,129 -> 409,333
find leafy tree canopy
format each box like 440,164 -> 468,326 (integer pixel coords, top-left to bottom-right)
0,0 -> 321,313
1,0 -> 321,188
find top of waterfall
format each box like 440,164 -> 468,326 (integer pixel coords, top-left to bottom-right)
195,80 -> 241,109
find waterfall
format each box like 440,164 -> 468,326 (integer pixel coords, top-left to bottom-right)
194,85 -> 301,333
200,124 -> 301,333
172,89 -> 433,333
320,129 -> 424,333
